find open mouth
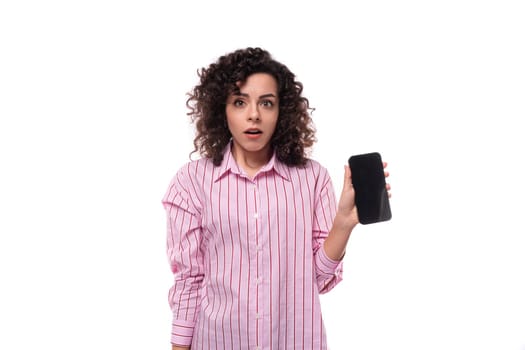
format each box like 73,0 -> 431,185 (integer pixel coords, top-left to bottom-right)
244,129 -> 262,135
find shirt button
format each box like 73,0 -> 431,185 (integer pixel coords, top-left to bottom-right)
253,212 -> 259,219
256,277 -> 262,284
255,313 -> 262,319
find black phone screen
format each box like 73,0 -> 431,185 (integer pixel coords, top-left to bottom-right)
348,152 -> 392,224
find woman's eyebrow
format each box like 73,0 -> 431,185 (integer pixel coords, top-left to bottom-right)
234,92 -> 277,98
259,93 -> 277,99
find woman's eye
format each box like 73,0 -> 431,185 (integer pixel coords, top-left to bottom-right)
233,100 -> 245,107
261,100 -> 274,107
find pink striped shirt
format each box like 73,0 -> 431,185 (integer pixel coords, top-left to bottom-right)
163,145 -> 343,349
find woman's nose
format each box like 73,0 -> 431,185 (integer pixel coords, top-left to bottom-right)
248,105 -> 260,121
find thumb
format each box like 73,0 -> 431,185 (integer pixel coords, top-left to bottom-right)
343,165 -> 353,191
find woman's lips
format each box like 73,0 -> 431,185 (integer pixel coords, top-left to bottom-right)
244,128 -> 263,139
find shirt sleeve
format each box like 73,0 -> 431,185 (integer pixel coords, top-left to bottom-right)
162,166 -> 204,346
312,166 -> 344,294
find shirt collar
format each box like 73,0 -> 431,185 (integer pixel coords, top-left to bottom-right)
213,143 -> 291,182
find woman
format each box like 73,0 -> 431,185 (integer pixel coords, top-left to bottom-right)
162,47 -> 390,349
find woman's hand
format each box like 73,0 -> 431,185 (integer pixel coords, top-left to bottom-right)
337,161 -> 391,227
384,161 -> 392,196
336,165 -> 359,229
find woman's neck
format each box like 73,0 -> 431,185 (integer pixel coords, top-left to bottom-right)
231,144 -> 272,178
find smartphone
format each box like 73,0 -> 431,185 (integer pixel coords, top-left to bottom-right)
348,152 -> 392,224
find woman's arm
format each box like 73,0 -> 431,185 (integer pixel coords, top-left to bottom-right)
324,164 -> 391,260
323,165 -> 358,260
163,166 -> 205,347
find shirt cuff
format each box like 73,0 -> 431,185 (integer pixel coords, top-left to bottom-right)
315,245 -> 344,293
317,244 -> 343,276
171,319 -> 195,346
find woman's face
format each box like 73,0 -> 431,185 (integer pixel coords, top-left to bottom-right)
225,73 -> 279,162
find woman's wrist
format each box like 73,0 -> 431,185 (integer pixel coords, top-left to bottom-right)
333,212 -> 358,234
172,346 -> 190,350
323,213 -> 358,261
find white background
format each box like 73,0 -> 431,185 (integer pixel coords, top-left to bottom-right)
1,1 -> 524,349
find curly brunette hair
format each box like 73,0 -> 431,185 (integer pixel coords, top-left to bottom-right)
187,47 -> 316,166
